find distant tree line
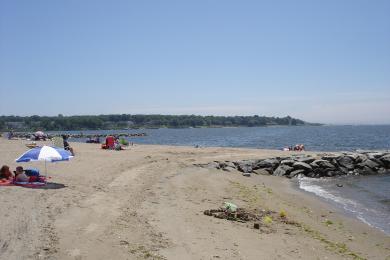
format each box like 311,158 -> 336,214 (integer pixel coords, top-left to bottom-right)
0,114 -> 316,131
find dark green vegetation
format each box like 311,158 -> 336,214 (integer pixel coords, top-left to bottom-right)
0,114 -> 316,131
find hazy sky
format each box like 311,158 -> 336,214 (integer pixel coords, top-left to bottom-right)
1,0 -> 389,124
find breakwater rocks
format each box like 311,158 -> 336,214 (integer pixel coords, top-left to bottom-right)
198,151 -> 390,178
8,132 -> 147,140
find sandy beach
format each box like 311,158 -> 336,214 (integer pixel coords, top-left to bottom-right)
0,138 -> 389,260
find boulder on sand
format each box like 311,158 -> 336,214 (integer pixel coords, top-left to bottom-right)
321,154 -> 339,161
297,157 -> 315,164
292,162 -> 312,171
273,165 -> 294,176
366,152 -> 385,160
380,154 -> 390,167
253,168 -> 272,175
358,159 -> 380,169
206,162 -> 220,169
280,159 -> 296,166
224,161 -> 236,168
310,159 -> 335,169
256,159 -> 280,169
223,166 -> 237,172
356,166 -> 377,175
337,156 -> 355,170
236,161 -> 253,173
287,169 -> 305,178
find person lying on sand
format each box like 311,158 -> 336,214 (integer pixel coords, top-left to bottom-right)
0,165 -> 13,180
14,166 -> 29,182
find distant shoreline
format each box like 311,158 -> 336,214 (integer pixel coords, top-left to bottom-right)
3,124 -> 322,133
0,114 -> 317,132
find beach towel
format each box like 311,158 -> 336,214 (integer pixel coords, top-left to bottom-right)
0,179 -> 14,186
0,177 -> 47,187
14,181 -> 46,187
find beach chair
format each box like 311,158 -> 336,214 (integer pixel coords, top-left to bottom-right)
105,136 -> 115,149
52,136 -> 64,148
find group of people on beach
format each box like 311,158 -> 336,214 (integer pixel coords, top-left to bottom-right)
0,165 -> 43,183
101,135 -> 123,150
283,144 -> 305,151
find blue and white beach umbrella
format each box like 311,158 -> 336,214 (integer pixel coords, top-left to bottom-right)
16,145 -> 73,174
16,145 -> 72,162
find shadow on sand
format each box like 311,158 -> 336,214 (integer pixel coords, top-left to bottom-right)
19,182 -> 67,190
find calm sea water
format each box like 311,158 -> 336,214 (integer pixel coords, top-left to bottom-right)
60,125 -> 390,152
52,125 -> 390,234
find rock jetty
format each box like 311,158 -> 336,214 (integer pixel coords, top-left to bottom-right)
7,132 -> 147,140
198,151 -> 390,178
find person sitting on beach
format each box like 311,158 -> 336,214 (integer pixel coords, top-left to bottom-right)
0,165 -> 13,180
114,137 -> 122,150
62,135 -> 75,156
14,166 -> 30,182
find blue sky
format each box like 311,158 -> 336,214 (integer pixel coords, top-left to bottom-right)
0,0 -> 389,124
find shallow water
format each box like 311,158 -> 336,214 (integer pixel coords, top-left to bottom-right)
299,175 -> 390,235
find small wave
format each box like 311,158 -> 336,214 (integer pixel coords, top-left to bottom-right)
298,177 -> 390,235
298,178 -> 358,208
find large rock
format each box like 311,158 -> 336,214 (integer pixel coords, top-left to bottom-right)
380,154 -> 390,167
288,169 -> 305,178
338,167 -> 350,175
313,168 -> 326,177
236,161 -> 253,173
321,154 -> 339,161
206,162 -> 220,169
354,153 -> 368,163
224,161 -> 236,169
273,165 -> 294,176
297,157 -> 316,164
280,159 -> 296,166
223,166 -> 237,172
292,161 -> 312,171
337,156 -> 355,170
310,159 -> 335,169
325,171 -> 339,177
253,168 -> 272,175
343,153 -> 361,161
358,159 -> 379,169
356,166 -> 377,175
256,158 -> 280,169
366,152 -> 385,160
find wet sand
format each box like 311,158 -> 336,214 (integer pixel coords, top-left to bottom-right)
0,139 -> 389,259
